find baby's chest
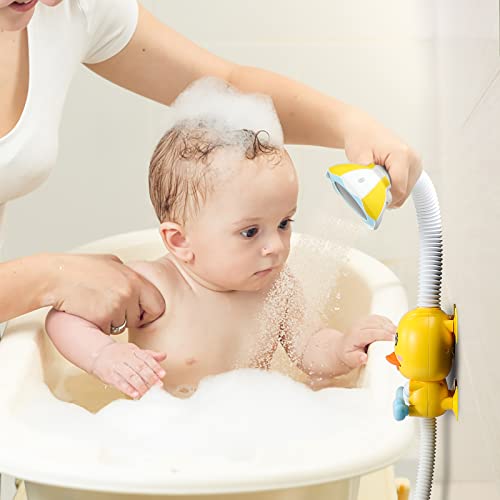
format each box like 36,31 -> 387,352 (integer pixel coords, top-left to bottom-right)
177,298 -> 266,362
131,294 -> 279,370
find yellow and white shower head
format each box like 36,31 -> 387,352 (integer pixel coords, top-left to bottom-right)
326,163 -> 392,230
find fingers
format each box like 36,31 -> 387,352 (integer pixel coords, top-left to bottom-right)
148,351 -> 167,362
54,254 -> 165,334
356,328 -> 396,346
108,273 -> 152,332
127,347 -> 164,386
112,372 -> 140,400
384,146 -> 421,208
352,151 -> 374,166
109,309 -> 128,336
91,343 -> 166,399
385,152 -> 409,208
350,315 -> 397,348
137,277 -> 166,327
379,317 -> 397,334
126,354 -> 163,390
115,362 -> 154,399
342,349 -> 368,369
359,315 -> 396,333
134,350 -> 166,379
124,297 -> 141,332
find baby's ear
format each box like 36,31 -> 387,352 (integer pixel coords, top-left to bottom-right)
159,222 -> 193,262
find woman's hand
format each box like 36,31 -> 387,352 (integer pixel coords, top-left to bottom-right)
343,106 -> 422,208
44,253 -> 165,334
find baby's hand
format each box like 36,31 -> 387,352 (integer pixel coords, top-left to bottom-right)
338,314 -> 396,370
90,342 -> 167,399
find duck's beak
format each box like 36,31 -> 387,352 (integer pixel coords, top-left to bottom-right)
386,352 -> 401,367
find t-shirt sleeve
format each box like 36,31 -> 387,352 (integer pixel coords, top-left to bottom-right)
78,0 -> 139,64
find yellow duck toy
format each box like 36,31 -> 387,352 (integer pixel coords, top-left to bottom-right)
386,306 -> 458,420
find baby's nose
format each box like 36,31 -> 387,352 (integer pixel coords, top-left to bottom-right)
261,236 -> 285,256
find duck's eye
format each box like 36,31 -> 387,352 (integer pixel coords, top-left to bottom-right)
395,332 -> 398,346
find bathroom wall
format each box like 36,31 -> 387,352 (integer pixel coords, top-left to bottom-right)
431,0 -> 500,499
5,0 -> 437,311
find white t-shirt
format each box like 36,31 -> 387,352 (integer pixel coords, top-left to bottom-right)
0,0 -> 138,336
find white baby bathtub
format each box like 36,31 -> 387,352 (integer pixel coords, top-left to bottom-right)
0,230 -> 415,500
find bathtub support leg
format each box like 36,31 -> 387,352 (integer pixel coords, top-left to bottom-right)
0,474 -> 18,500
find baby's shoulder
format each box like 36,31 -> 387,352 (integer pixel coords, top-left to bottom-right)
126,256 -> 184,296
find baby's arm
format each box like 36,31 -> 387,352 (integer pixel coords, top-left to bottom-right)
298,316 -> 396,378
45,261 -> 167,399
278,272 -> 396,378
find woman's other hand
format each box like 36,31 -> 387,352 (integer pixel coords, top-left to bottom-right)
44,253 -> 165,334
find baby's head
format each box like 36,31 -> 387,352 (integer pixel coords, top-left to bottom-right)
149,86 -> 298,292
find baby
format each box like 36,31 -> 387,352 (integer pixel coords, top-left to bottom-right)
45,79 -> 396,399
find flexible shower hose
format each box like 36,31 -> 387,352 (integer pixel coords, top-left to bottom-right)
411,171 -> 442,500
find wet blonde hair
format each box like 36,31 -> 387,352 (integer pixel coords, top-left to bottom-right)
149,123 -> 281,224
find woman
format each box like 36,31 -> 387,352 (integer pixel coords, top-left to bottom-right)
0,0 -> 421,336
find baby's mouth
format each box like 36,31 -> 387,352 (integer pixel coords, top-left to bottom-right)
255,268 -> 272,276
254,265 -> 280,277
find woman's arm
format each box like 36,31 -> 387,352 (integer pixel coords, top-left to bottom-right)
86,3 -> 421,207
0,253 -> 165,332
0,253 -> 53,323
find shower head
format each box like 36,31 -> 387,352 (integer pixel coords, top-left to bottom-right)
326,163 -> 392,230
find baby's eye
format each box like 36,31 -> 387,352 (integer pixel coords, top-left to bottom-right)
395,332 -> 398,346
279,218 -> 294,230
241,227 -> 259,238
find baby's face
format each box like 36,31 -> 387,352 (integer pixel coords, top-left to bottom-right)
185,150 -> 298,292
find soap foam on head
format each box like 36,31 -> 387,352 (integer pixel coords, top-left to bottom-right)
170,77 -> 284,149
